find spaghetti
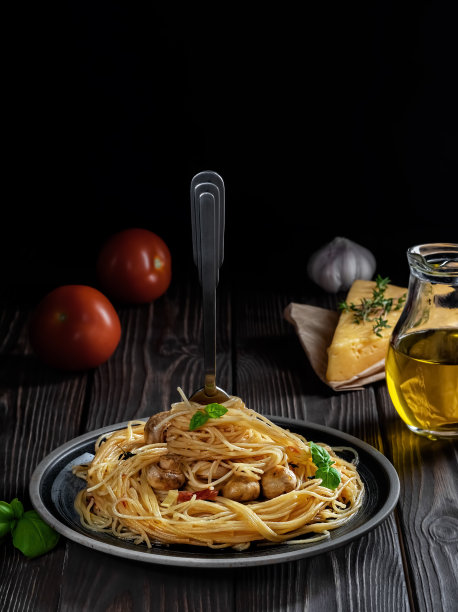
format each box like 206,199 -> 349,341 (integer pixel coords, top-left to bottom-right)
73,394 -> 364,550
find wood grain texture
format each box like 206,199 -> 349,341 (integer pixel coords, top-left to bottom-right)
233,287 -> 410,611
235,523 -> 410,612
0,306 -> 89,497
376,385 -> 458,612
0,303 -> 88,612
59,544 -> 234,612
2,277 -> 455,612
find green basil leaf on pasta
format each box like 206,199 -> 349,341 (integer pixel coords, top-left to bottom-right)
205,403 -> 228,419
309,442 -> 341,490
189,404 -> 228,430
189,410 -> 210,431
309,442 -> 332,467
315,466 -> 341,490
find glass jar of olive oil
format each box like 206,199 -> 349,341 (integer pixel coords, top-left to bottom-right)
386,243 -> 458,439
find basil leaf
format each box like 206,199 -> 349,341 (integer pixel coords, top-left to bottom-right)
0,500 -> 14,538
189,410 -> 209,431
205,403 -> 228,419
309,442 -> 341,490
10,498 -> 24,520
0,501 -> 14,523
309,442 -> 332,468
315,466 -> 341,490
12,510 -> 60,558
189,403 -> 229,430
0,522 -> 12,538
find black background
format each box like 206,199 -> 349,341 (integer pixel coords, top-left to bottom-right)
2,1 -> 457,296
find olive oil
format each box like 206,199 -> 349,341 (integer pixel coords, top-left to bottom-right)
386,329 -> 458,437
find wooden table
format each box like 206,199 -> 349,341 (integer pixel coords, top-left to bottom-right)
1,259 -> 457,612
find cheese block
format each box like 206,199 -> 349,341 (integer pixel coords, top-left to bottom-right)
326,279 -> 407,382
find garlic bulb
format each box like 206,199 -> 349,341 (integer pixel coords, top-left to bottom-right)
307,237 -> 376,293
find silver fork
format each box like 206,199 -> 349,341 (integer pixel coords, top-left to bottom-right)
189,171 -> 231,405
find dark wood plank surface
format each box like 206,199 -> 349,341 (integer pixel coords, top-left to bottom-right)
1,268 -> 457,612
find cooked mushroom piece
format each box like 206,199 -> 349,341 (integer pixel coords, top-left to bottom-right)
221,475 -> 260,502
144,411 -> 171,444
261,465 -> 297,499
158,454 -> 182,472
145,454 -> 185,490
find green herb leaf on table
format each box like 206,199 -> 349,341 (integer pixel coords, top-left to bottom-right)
0,498 -> 60,557
0,498 -> 25,537
189,403 -> 228,431
12,510 -> 60,558
0,501 -> 15,523
10,498 -> 24,520
309,441 -> 341,490
0,521 -> 11,538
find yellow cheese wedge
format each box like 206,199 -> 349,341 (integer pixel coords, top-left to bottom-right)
326,279 -> 407,382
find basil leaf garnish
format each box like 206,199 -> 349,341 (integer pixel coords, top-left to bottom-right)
315,466 -> 341,490
189,403 -> 228,431
189,410 -> 210,431
205,403 -> 228,419
309,442 -> 341,490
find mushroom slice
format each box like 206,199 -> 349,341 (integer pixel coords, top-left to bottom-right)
145,454 -> 185,491
221,475 -> 260,502
144,411 -> 171,444
261,465 -> 297,499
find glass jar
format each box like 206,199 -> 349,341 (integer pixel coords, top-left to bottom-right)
385,243 -> 458,439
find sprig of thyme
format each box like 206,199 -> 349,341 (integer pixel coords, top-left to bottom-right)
338,275 -> 406,337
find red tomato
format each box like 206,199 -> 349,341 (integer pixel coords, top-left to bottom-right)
96,229 -> 172,304
29,285 -> 121,371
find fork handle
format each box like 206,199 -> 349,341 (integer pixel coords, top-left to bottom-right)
190,172 -> 225,396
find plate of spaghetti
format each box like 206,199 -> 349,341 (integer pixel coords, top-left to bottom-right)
29,393 -> 399,567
